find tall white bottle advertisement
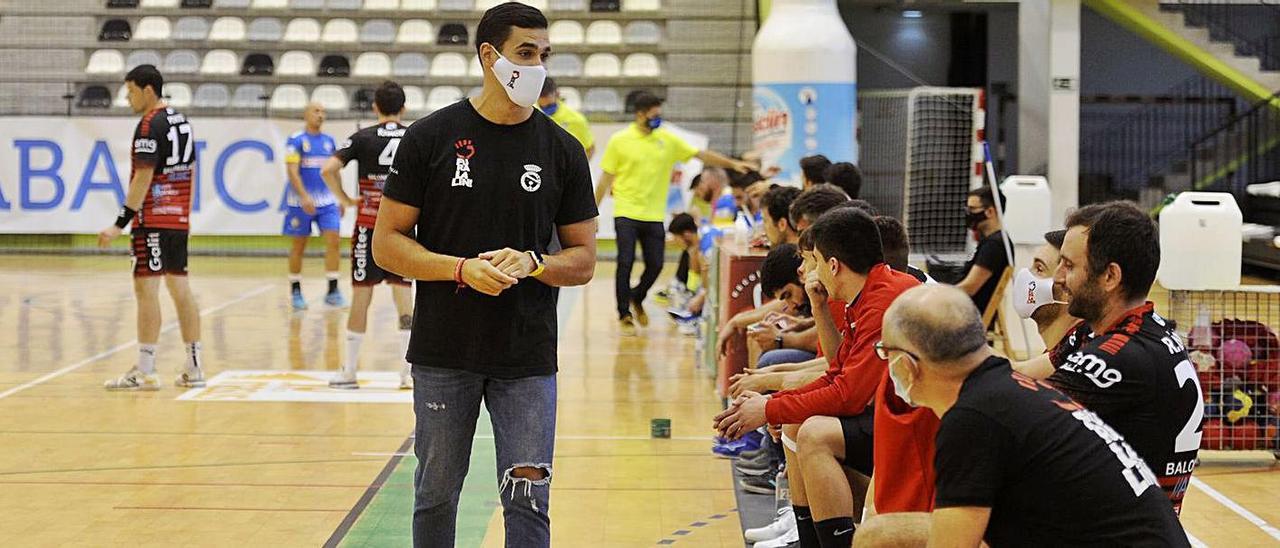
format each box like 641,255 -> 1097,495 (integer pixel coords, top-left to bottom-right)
752,0 -> 858,185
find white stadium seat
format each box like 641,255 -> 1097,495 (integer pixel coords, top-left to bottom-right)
586,21 -> 622,45
583,88 -> 621,112
468,56 -> 484,78
558,86 -> 580,110
437,0 -> 473,10
270,84 -> 308,110
549,21 -> 583,45
217,0 -> 251,7
322,19 -> 358,44
164,83 -> 192,108
429,53 -> 467,77
87,50 -> 125,74
278,50 -> 314,76
327,0 -> 361,8
193,84 -> 231,108
545,54 -> 582,77
311,85 -> 349,111
400,0 -> 435,8
353,52 -> 392,77
141,0 -> 178,7
426,86 -> 463,111
247,18 -> 283,41
126,50 -> 162,70
252,0 -> 287,8
114,84 -> 131,108
550,0 -> 584,9
134,17 -> 171,41
397,20 -> 434,44
623,0 -> 659,10
622,53 -> 660,77
283,18 -> 321,43
164,50 -> 200,74
361,20 -> 395,44
209,17 -> 246,42
232,84 -> 268,108
403,85 -> 426,112
583,53 -> 620,78
290,0 -> 324,10
174,17 -> 210,41
200,50 -> 238,75
624,21 -> 661,44
392,53 -> 429,77
363,0 -> 397,9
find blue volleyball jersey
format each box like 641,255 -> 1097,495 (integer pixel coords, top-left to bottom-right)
284,130 -> 337,207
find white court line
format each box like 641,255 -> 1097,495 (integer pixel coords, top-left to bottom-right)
0,284 -> 273,401
1191,476 -> 1280,542
1186,531 -> 1207,548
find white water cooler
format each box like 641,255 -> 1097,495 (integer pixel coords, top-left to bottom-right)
1157,191 -> 1242,290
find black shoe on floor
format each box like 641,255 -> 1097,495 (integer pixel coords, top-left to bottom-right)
735,447 -> 776,476
739,469 -> 777,495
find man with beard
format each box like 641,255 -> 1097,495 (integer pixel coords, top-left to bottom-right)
1016,201 -> 1204,514
954,186 -> 1011,314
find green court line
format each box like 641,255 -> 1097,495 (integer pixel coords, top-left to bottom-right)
339,409 -> 499,548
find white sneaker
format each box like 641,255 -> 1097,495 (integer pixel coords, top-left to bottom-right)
753,523 -> 800,548
104,367 -> 161,391
175,368 -> 206,388
399,364 -> 413,390
329,370 -> 359,389
745,506 -> 796,543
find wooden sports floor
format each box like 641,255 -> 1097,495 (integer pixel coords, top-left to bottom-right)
0,256 -> 1277,547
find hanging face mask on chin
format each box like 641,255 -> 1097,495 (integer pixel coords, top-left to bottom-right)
888,355 -> 920,408
489,48 -> 547,107
1012,267 -> 1069,320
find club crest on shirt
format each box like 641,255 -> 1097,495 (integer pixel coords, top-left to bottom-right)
521,164 -> 542,192
452,139 -> 475,188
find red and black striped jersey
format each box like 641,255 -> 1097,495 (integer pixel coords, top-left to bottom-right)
1048,302 -> 1204,514
334,121 -> 406,229
131,106 -> 194,231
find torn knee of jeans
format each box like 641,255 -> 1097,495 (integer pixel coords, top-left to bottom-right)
500,463 -> 552,512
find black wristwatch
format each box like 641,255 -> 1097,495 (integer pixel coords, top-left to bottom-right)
775,334 -> 784,350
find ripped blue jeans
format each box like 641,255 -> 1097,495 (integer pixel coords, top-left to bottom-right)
411,365 -> 557,548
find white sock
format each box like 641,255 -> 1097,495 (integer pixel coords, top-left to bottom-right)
344,330 -> 364,375
288,274 -> 303,283
326,271 -> 340,281
138,344 -> 158,374
399,329 -> 412,369
185,341 -> 202,371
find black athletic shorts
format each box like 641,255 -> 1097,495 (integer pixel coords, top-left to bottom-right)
131,228 -> 188,277
838,410 -> 875,477
351,225 -> 410,286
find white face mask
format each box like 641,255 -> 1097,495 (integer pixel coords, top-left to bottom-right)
489,48 -> 547,107
888,355 -> 920,408
1012,267 -> 1068,320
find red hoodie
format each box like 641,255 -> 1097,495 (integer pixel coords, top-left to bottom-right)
764,264 -> 920,424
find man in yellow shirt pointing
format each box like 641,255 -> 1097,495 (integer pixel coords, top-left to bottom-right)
596,91 -> 753,336
538,77 -> 594,158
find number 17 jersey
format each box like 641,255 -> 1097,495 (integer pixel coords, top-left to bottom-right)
131,106 -> 194,231
334,121 -> 406,229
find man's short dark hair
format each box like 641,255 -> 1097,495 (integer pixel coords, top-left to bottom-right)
800,155 -> 831,184
1044,229 -> 1066,250
632,90 -> 663,112
874,216 -> 910,272
688,173 -> 702,191
968,185 -> 1007,212
798,226 -> 816,252
1066,201 -> 1160,301
788,184 -> 850,228
730,169 -> 766,190
810,207 -> 884,275
761,243 -> 803,298
824,162 -> 862,199
373,80 -> 405,115
475,2 -> 548,57
540,76 -> 557,98
125,64 -> 163,96
849,199 -> 878,216
763,185 -> 801,226
668,212 -> 697,235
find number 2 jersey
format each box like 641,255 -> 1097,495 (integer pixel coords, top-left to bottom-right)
131,106 -> 194,231
333,121 -> 406,229
1048,302 -> 1204,513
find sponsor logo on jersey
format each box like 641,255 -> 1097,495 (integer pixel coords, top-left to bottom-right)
1061,351 -> 1123,388
134,138 -> 157,154
353,226 -> 370,281
452,139 -> 474,188
520,164 -> 542,192
146,231 -> 163,271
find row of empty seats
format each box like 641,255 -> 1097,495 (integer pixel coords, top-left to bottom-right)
78,82 -> 631,112
106,0 -> 658,12
100,16 -> 660,46
87,49 -> 662,78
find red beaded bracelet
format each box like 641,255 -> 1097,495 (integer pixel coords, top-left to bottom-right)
454,257 -> 468,287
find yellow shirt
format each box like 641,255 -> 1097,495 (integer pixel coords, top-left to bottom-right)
545,101 -> 594,152
601,124 -> 700,222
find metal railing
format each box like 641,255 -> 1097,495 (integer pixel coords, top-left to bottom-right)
1187,90 -> 1280,194
1170,0 -> 1280,71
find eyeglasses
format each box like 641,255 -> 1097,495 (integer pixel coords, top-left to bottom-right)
874,340 -> 919,362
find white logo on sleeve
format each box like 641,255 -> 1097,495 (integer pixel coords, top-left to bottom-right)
520,164 -> 542,192
134,138 -> 157,154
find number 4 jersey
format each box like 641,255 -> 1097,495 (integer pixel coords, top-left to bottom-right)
334,121 -> 406,228
1048,302 -> 1204,513
131,106 -> 194,231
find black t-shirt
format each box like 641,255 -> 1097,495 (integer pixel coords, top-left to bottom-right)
334,121 -> 407,228
1048,303 -> 1203,513
964,230 -> 1010,313
382,100 -> 598,378
935,356 -> 1189,548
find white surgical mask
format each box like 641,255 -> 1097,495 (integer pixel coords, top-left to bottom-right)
1012,267 -> 1067,320
489,49 -> 547,107
888,355 -> 920,408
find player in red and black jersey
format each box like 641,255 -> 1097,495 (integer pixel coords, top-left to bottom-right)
1017,201 -> 1204,515
96,64 -> 206,391
320,81 -> 415,390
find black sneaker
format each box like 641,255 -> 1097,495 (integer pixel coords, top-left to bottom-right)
739,468 -> 777,495
735,447 -> 776,476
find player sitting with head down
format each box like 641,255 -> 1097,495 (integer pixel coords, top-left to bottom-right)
321,81 -> 415,390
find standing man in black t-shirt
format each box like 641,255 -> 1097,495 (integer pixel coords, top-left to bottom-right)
856,284 -> 1188,548
373,5 -> 598,548
1016,201 -> 1204,514
954,185 -> 1011,314
321,81 -> 415,390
